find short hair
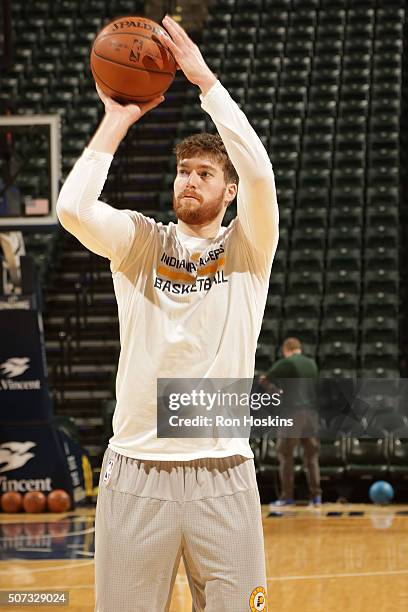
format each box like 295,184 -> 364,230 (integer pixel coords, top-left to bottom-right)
282,337 -> 302,353
174,132 -> 239,185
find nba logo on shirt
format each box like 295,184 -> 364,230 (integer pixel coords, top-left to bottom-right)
103,459 -> 115,484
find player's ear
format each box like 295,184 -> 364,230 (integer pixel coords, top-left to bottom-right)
225,182 -> 237,207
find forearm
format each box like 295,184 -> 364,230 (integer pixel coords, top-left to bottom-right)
200,80 -> 278,261
87,113 -> 130,155
200,81 -> 274,182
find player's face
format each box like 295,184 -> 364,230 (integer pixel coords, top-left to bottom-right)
173,156 -> 234,225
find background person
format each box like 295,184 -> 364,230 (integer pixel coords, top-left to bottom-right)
260,337 -> 322,507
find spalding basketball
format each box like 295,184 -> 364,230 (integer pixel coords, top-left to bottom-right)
47,489 -> 71,513
90,16 -> 177,103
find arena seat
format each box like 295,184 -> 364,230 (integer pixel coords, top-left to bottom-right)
320,316 -> 358,344
361,342 -> 399,371
327,247 -> 361,271
260,319 -> 279,347
323,293 -> 359,319
362,316 -> 398,344
318,342 -> 358,371
281,316 -> 319,345
211,0 -> 235,11
284,294 -> 321,319
329,227 -> 361,249
289,249 -> 324,272
265,295 -> 282,319
364,270 -> 398,295
325,270 -> 361,295
345,437 -> 389,480
292,227 -> 326,251
362,293 -> 398,319
318,438 -> 346,482
388,433 -> 408,482
287,271 -> 324,296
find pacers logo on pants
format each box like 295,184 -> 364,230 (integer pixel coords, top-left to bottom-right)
249,586 -> 267,611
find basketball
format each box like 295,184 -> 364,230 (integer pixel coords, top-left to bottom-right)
47,489 -> 71,513
0,492 -> 23,513
90,16 -> 177,103
369,481 -> 395,505
22,491 -> 47,514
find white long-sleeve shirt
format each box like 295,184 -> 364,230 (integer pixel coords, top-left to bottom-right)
56,80 -> 279,460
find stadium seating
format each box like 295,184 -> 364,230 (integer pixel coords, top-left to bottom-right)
2,0 -> 404,481
318,438 -> 346,486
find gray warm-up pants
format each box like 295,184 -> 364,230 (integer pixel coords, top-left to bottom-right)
94,448 -> 268,612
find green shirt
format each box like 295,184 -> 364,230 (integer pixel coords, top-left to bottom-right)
266,353 -> 318,412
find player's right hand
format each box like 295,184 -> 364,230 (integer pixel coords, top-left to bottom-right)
95,84 -> 165,128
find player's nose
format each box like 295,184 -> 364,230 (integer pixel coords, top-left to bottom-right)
186,170 -> 200,186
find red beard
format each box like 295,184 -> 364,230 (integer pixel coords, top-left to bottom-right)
173,191 -> 225,225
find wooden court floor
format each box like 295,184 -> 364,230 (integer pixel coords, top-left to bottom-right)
1,503 -> 408,611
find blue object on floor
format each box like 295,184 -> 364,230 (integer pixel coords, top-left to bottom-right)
369,481 -> 394,505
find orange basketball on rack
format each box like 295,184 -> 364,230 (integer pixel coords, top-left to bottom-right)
47,489 -> 71,513
1,491 -> 23,513
23,491 -> 47,513
90,16 -> 177,103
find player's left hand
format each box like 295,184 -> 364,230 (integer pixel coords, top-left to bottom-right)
155,15 -> 216,90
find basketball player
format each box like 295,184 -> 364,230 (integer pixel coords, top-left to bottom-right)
57,15 -> 278,612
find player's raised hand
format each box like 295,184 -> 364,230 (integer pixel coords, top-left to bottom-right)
95,84 -> 164,127
156,15 -> 217,93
